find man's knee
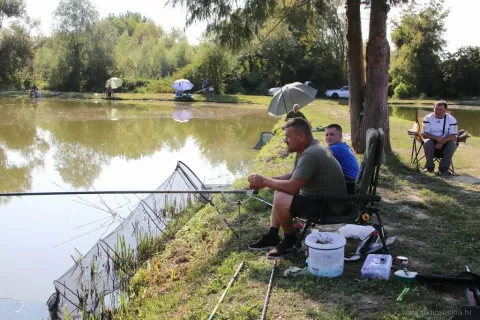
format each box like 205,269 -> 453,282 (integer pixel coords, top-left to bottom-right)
424,139 -> 435,150
273,191 -> 293,209
444,140 -> 456,151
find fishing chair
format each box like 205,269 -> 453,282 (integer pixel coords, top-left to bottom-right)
408,110 -> 469,174
294,128 -> 391,255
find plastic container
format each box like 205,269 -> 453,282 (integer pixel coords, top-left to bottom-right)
305,231 -> 347,278
361,254 -> 393,280
338,224 -> 375,240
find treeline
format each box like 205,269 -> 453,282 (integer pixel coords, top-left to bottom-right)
0,0 -> 347,94
389,1 -> 480,99
0,0 -> 479,98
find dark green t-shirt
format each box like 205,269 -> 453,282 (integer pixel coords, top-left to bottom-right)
285,110 -> 307,120
293,140 -> 346,198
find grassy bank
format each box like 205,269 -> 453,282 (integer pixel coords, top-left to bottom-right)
2,90 -> 480,108
0,90 -> 272,105
111,101 -> 480,320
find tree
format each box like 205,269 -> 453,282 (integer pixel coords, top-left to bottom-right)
0,0 -> 25,28
168,0 -> 408,152
441,46 -> 480,98
53,0 -> 99,91
107,11 -> 152,36
0,22 -> 34,88
389,0 -> 447,99
346,0 -> 408,152
177,43 -> 233,93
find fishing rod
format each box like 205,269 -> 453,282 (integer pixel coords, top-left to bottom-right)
261,260 -> 277,320
1,190 -> 382,204
0,190 -> 259,197
208,260 -> 245,320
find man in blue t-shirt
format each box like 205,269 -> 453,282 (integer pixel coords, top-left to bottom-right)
325,124 -> 360,194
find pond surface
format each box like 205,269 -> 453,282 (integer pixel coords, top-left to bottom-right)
390,106 -> 480,137
0,98 -> 277,319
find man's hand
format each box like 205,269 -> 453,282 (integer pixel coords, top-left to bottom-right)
248,173 -> 266,190
436,136 -> 445,144
435,142 -> 443,150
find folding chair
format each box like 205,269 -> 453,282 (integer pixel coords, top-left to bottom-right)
294,128 -> 392,255
408,110 -> 468,174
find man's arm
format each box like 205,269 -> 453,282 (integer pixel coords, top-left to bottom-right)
422,132 -> 442,142
263,177 -> 306,195
442,134 -> 457,143
272,172 -> 293,180
248,173 -> 305,195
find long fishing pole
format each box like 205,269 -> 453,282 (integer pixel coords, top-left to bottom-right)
0,190 -> 259,197
208,260 -> 245,320
0,191 -> 381,202
261,260 -> 277,320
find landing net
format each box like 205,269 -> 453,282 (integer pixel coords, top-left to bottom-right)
47,161 -> 211,319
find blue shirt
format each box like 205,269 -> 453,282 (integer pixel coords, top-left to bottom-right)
329,142 -> 360,180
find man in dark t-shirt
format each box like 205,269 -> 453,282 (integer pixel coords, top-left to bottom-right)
247,118 -> 346,259
284,104 -> 307,121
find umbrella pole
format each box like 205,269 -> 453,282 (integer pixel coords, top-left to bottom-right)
280,86 -> 289,115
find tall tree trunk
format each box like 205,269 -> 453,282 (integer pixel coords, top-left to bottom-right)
346,0 -> 365,153
363,0 -> 391,151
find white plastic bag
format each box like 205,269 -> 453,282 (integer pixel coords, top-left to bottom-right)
338,224 -> 374,240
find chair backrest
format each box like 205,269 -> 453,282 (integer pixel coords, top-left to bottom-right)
355,128 -> 385,196
415,109 -> 452,142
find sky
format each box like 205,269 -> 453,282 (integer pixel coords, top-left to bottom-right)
5,0 -> 480,52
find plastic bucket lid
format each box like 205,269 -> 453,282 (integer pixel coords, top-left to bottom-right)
305,232 -> 346,250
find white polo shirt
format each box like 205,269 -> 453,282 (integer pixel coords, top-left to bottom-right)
422,113 -> 458,138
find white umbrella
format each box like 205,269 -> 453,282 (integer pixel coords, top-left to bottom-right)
172,79 -> 194,92
105,77 -> 123,89
267,82 -> 318,116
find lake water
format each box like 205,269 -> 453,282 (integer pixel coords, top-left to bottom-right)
0,98 -> 277,319
390,106 -> 480,137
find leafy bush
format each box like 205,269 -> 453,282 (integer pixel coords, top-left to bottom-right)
393,82 -> 415,99
120,77 -> 150,92
146,76 -> 175,93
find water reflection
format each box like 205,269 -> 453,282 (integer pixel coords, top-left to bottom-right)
0,101 -> 49,204
390,106 -> 480,137
172,104 -> 194,123
0,99 -> 276,193
0,98 -> 277,316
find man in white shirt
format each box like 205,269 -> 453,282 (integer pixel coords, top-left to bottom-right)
421,100 -> 458,175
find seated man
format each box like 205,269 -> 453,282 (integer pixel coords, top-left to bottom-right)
325,124 -> 360,194
421,100 -> 458,175
284,104 -> 307,121
105,84 -> 114,98
247,118 -> 347,259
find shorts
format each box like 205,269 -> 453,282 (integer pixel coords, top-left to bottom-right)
290,193 -> 344,219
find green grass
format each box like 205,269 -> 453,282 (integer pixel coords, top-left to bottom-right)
108,100 -> 480,320
0,90 -> 273,105
3,90 -> 480,108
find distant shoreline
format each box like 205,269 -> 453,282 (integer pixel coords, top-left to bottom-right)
1,91 -> 480,108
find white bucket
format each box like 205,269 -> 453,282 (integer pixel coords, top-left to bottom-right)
305,231 -> 346,278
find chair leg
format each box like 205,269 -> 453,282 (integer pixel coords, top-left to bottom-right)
410,139 -> 416,163
374,224 -> 390,254
294,221 -> 312,249
372,210 -> 390,254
